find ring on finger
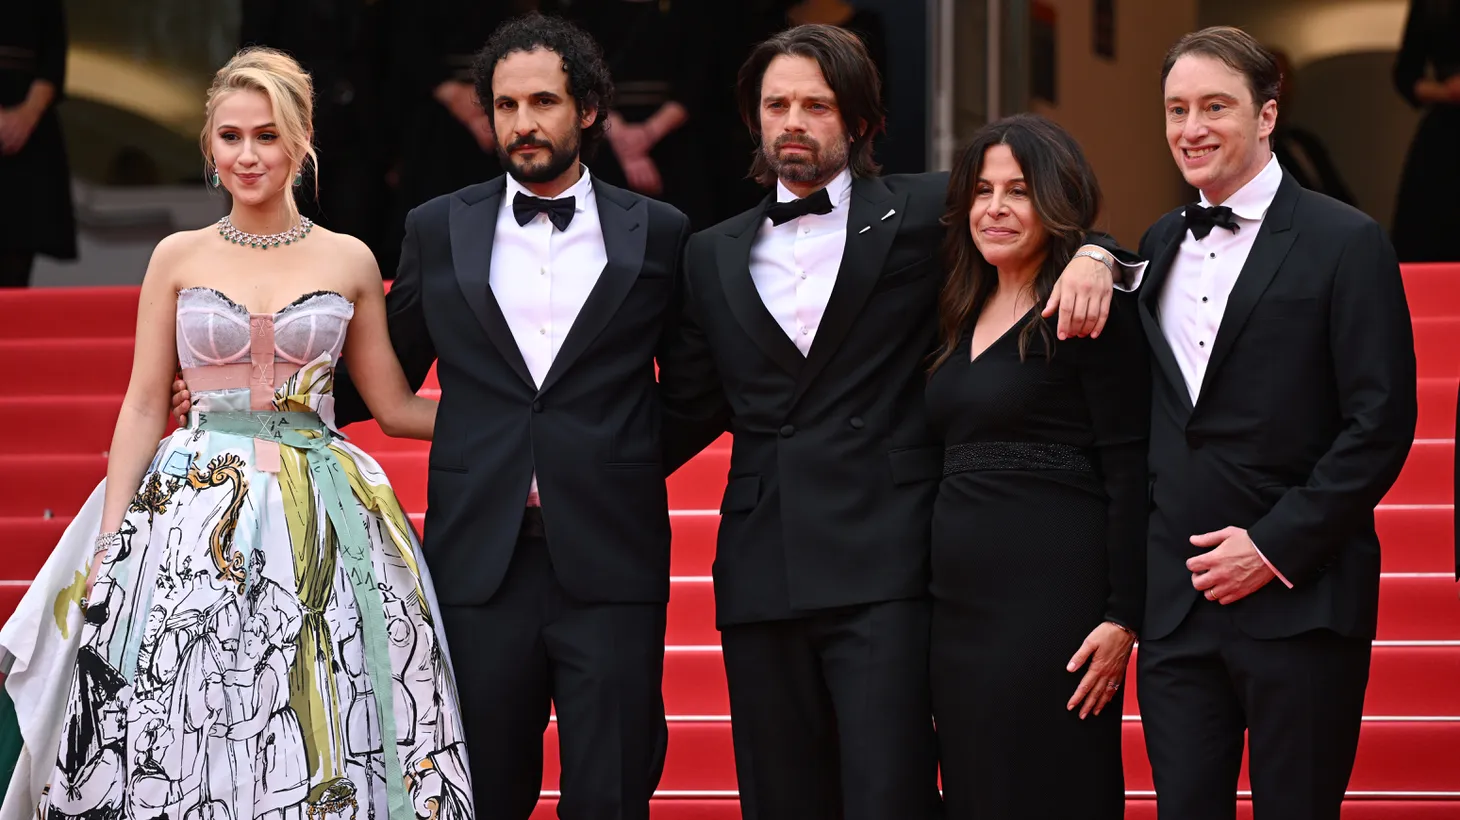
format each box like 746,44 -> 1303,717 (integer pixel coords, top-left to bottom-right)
1205,590 -> 1217,600
1105,681 -> 1120,690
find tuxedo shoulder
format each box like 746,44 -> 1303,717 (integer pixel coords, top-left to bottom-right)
879,171 -> 951,198
1293,187 -> 1378,233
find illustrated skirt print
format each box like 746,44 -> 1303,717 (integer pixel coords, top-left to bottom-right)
24,426 -> 473,820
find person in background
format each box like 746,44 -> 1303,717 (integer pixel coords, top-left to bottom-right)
240,0 -> 395,271
1268,48 -> 1357,207
562,0 -> 715,228
0,0 -> 76,288
1390,0 -> 1460,263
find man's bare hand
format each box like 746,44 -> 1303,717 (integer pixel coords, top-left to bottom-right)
1187,526 -> 1276,605
1043,247 -> 1114,339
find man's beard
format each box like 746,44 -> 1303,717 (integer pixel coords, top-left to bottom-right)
498,127 -> 581,185
763,131 -> 849,185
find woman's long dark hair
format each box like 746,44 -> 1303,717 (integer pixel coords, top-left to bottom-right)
929,114 -> 1103,373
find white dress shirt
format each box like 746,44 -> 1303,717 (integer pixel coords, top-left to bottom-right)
1158,154 -> 1282,405
1156,153 -> 1292,588
490,167 -> 608,505
749,168 -> 854,356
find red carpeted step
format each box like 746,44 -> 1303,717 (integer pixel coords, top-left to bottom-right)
0,448 -> 733,517
1126,800 -> 1460,819
1376,505 -> 1454,573
0,339 -> 442,397
1402,263 -> 1460,318
530,799 -> 742,819
537,719 -> 1460,792
1416,377 -> 1458,439
1415,317 -> 1460,379
0,286 -> 139,339
658,574 -> 1460,645
2,505 -> 1452,591
1383,439 -> 1451,506
524,797 -> 1460,819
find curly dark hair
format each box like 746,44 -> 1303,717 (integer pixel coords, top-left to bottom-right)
471,13 -> 614,156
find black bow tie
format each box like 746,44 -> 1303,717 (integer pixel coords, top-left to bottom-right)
513,192 -> 576,231
766,187 -> 834,226
1183,203 -> 1240,240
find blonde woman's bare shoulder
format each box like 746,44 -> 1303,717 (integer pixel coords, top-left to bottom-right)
310,226 -> 384,294
143,227 -> 216,286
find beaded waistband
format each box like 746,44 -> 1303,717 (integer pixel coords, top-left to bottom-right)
942,441 -> 1094,476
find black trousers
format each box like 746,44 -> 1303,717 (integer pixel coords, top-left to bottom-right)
1137,599 -> 1372,820
439,508 -> 669,820
0,251 -> 33,288
719,599 -> 943,820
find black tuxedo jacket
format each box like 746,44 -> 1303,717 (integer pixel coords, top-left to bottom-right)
334,176 -> 691,607
659,172 -> 1134,626
1138,172 -> 1417,642
659,172 -> 948,625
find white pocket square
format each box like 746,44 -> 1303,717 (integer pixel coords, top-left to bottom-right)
858,225 -> 871,234
881,209 -> 896,221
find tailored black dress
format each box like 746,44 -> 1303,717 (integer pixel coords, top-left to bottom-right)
1391,0 -> 1460,263
926,295 -> 1149,819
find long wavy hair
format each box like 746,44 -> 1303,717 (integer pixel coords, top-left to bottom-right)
929,114 -> 1103,373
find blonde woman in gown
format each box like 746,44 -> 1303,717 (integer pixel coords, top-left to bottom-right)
0,48 -> 474,820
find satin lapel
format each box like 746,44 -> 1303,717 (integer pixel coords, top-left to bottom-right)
791,177 -> 906,407
1138,226 -> 1193,413
448,182 -> 535,390
1196,174 -> 1300,404
716,197 -> 806,376
538,184 -> 648,395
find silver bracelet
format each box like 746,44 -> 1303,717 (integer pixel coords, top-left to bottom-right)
94,531 -> 121,555
1074,247 -> 1116,275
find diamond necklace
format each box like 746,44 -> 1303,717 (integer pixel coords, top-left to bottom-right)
216,215 -> 313,249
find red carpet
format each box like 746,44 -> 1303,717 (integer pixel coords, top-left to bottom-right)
2,263 -> 1458,817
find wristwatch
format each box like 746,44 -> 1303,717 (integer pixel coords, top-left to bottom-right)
1074,247 -> 1115,273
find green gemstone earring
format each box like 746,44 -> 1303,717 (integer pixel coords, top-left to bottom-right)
209,170 -> 221,188
293,171 -> 303,187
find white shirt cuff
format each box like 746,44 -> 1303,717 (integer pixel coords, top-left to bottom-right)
1251,538 -> 1295,589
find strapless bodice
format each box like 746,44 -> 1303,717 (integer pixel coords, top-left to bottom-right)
176,287 -> 354,426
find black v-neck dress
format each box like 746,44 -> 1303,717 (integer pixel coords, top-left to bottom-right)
925,294 -> 1150,818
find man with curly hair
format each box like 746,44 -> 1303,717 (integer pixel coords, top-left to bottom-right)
329,12 -> 688,819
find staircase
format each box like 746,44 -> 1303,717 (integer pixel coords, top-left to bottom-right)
2,265 -> 1458,818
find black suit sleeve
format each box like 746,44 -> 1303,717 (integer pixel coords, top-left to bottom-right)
333,207 -> 438,427
658,232 -> 732,475
1077,294 -> 1151,633
1247,220 -> 1418,585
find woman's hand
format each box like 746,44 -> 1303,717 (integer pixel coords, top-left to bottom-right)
1066,621 -> 1135,719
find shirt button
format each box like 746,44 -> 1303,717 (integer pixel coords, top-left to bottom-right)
801,327 -> 810,335
1199,341 -> 1206,347
539,328 -> 547,335
1202,297 -> 1208,303
540,267 -> 547,276
1209,253 -> 1216,259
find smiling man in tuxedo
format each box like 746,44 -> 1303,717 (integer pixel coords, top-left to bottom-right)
1134,27 -> 1416,820
657,24 -> 1141,820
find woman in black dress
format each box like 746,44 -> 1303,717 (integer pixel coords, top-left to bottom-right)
0,0 -> 76,287
1391,0 -> 1460,263
926,114 -> 1149,819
